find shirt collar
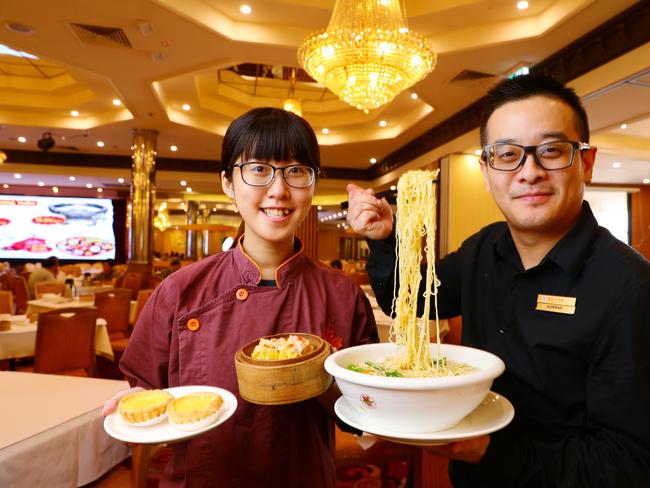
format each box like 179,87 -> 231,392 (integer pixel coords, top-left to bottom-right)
233,235 -> 306,287
494,201 -> 599,277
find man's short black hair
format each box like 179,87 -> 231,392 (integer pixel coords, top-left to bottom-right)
479,73 -> 590,146
170,258 -> 181,266
42,256 -> 59,269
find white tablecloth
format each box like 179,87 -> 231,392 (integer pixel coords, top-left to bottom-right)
0,372 -> 130,487
0,315 -> 115,361
26,298 -> 96,315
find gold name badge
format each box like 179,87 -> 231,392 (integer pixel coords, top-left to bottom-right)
536,294 -> 576,315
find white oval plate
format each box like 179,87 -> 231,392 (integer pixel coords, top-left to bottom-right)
334,391 -> 514,446
104,385 -> 237,444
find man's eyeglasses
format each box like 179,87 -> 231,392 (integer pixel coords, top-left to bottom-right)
234,162 -> 317,188
481,141 -> 591,172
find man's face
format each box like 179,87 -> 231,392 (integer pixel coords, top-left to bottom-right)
481,96 -> 596,237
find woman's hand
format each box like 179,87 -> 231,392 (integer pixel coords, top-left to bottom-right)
102,386 -> 144,416
422,435 -> 490,464
346,184 -> 394,241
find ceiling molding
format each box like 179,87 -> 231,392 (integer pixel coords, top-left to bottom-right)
374,0 -> 650,177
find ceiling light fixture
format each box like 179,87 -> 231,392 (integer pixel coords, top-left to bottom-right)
182,104 -> 191,111
180,180 -> 187,186
70,110 -> 79,117
643,178 -> 650,184
370,157 -> 377,164
170,145 -> 178,152
297,0 -> 436,111
410,92 -> 418,99
86,183 -> 93,188
2,184 -> 8,189
620,123 -> 628,129
186,187 -> 193,192
322,128 -> 330,134
118,177 -> 125,184
17,136 -> 27,143
37,132 -> 55,151
240,5 -> 252,15
612,162 -> 621,168
37,182 -> 44,187
14,173 -> 21,179
379,120 -> 387,127
517,1 -> 529,10
69,176 -> 76,181
96,141 -> 105,147
282,68 -> 302,117
112,99 -> 122,106
52,186 -> 59,193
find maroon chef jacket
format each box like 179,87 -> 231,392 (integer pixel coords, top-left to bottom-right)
120,241 -> 377,487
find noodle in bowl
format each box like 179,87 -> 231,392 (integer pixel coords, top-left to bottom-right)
325,343 -> 505,433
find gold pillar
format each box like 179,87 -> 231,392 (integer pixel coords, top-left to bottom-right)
128,129 -> 157,265
186,201 -> 198,259
201,207 -> 212,258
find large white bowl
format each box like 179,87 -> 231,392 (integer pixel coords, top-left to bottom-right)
325,343 -> 505,433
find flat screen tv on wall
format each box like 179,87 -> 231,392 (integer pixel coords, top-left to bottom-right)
0,194 -> 117,261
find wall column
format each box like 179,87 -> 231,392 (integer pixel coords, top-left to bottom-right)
201,208 -> 212,257
128,129 -> 158,267
186,201 -> 198,259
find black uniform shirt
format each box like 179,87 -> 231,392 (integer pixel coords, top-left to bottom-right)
367,202 -> 650,487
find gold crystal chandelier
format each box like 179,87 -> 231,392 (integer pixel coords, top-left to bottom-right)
297,0 -> 436,111
282,68 -> 302,117
153,202 -> 171,232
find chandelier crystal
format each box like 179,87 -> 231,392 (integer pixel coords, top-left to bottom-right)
297,0 -> 436,111
153,202 -> 171,232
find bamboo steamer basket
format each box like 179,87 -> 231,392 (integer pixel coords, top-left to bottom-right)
234,333 -> 333,405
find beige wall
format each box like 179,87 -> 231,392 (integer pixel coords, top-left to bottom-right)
445,153 -> 503,253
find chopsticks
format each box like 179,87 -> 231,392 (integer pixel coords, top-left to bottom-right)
339,177 -> 438,210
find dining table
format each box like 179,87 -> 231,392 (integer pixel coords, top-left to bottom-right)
0,314 -> 115,361
0,371 -> 130,487
26,296 -> 138,325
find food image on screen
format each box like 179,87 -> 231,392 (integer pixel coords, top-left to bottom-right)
32,216 -> 66,225
0,195 -> 116,260
2,237 -> 52,253
57,237 -> 114,257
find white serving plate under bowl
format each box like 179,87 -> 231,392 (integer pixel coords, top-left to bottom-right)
324,343 -> 505,433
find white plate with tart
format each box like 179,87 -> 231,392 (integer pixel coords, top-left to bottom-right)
104,385 -> 237,444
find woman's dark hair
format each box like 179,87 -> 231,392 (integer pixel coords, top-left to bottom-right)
479,73 -> 590,146
220,107 -> 321,180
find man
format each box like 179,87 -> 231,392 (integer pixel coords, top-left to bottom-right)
347,73 -> 650,486
92,259 -> 117,282
158,258 -> 181,279
27,256 -> 59,299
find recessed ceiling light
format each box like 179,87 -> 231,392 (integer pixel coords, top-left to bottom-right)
180,180 -> 187,186
112,99 -> 122,106
70,110 -> 79,117
370,157 -> 377,164
96,141 -> 105,147
4,22 -> 36,35
97,187 -> 103,193
517,1 -> 529,10
86,183 -> 93,188
474,149 -> 482,156
620,123 -> 628,129
69,176 -> 76,181
612,162 -> 621,169
52,186 -> 59,193
186,187 -> 193,192
317,205 -> 322,210
118,177 -> 125,184
410,93 -> 418,100
240,4 -> 252,14
321,128 -> 330,134
643,178 -> 650,184
37,181 -> 44,187
13,173 -> 21,179
170,145 -> 178,152
2,184 -> 8,189
17,136 -> 26,143
390,185 -> 396,191
379,120 -> 387,127
182,104 -> 191,111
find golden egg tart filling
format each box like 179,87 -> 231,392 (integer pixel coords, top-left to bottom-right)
118,389 -> 173,426
166,392 -> 224,431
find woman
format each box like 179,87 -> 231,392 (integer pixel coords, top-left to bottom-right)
104,107 -> 377,487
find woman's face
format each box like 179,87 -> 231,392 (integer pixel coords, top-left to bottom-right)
221,158 -> 315,249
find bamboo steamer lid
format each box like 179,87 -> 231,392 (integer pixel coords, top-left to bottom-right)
235,333 -> 333,405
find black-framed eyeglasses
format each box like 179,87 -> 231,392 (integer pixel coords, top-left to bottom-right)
481,140 -> 591,172
234,162 -> 317,188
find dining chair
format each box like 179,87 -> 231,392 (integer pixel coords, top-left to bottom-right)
11,276 -> 29,314
60,265 -> 82,277
0,290 -> 14,314
34,281 -> 66,298
134,288 -> 154,324
94,288 -> 132,354
121,272 -> 144,300
34,307 -> 97,377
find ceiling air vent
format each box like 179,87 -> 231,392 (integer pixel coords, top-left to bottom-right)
70,23 -> 132,48
450,69 -> 496,82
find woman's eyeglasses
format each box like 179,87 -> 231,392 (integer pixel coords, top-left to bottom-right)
234,162 -> 317,188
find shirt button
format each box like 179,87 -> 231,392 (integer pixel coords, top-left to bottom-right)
187,318 -> 200,331
236,288 -> 249,301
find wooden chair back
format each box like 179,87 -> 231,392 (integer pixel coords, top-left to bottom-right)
121,272 -> 144,300
34,281 -> 66,298
11,276 -> 29,314
94,288 -> 132,337
34,307 -> 97,377
0,290 -> 14,314
60,265 -> 82,277
134,289 -> 154,324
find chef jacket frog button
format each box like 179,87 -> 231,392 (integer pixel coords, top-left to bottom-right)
236,288 -> 249,301
187,318 -> 200,331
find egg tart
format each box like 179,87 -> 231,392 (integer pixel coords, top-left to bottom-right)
166,392 -> 224,431
118,389 -> 173,426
